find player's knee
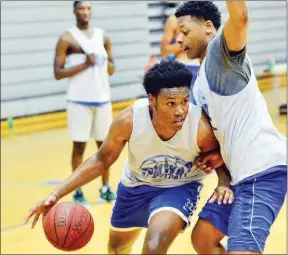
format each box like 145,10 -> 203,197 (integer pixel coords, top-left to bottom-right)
72,142 -> 86,156
142,234 -> 169,254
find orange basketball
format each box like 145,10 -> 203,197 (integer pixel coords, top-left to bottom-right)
43,201 -> 94,251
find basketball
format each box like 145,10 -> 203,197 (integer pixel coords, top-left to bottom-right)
43,201 -> 94,251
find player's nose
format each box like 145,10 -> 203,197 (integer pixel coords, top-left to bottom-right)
176,32 -> 184,45
175,105 -> 185,116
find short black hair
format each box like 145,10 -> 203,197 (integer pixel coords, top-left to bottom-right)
175,1 -> 221,30
73,1 -> 81,9
143,59 -> 192,97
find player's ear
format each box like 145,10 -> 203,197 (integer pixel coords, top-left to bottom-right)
204,20 -> 214,35
148,94 -> 156,109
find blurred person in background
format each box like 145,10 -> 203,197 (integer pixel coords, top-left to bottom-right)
53,0 -> 116,207
160,1 -> 200,102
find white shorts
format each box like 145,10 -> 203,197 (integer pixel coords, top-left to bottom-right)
67,101 -> 113,142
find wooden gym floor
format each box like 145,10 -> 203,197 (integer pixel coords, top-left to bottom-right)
1,88 -> 287,254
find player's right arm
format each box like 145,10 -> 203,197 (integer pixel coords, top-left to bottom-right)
53,33 -> 95,80
160,15 -> 183,57
24,106 -> 134,228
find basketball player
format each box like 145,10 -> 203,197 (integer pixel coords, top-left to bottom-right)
25,60 -> 234,254
53,1 -> 116,206
160,2 -> 200,101
175,1 -> 287,254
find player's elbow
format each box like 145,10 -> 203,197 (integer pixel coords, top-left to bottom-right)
238,12 -> 249,26
233,10 -> 249,27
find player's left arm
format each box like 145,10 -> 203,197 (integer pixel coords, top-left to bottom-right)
224,1 -> 249,52
103,31 -> 115,76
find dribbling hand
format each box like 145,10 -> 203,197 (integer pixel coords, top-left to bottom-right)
24,191 -> 59,228
209,185 -> 234,205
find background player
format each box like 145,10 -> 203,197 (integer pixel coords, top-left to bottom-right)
175,1 -> 287,254
160,3 -> 200,101
53,1 -> 116,206
25,60 -> 234,254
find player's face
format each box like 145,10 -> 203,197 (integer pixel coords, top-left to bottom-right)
74,1 -> 92,25
176,15 -> 212,59
150,87 -> 190,131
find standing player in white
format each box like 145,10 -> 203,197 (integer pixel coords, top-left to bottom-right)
53,1 -> 116,206
25,60 -> 234,254
175,1 -> 287,254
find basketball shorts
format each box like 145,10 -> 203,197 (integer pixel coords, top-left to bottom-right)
67,101 -> 112,142
111,181 -> 203,231
199,165 -> 287,252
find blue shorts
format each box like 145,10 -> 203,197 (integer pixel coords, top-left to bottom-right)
199,165 -> 287,252
111,181 -> 203,231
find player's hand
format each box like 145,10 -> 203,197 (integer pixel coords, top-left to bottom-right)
85,54 -> 96,66
24,192 -> 59,229
209,185 -> 234,205
195,151 -> 224,174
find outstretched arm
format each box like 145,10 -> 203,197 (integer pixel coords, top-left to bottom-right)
25,106 -> 133,227
224,1 -> 249,52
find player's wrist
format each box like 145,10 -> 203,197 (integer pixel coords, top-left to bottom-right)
50,190 -> 60,201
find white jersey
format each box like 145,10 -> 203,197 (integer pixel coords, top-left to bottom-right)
192,31 -> 286,185
121,98 -> 207,188
66,26 -> 110,103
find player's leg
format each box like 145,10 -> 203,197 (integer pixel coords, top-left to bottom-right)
108,228 -> 142,254
227,166 -> 287,254
67,101 -> 92,206
192,218 -> 227,254
192,195 -> 232,254
142,182 -> 203,254
142,211 -> 185,254
109,182 -> 153,253
92,103 -> 116,201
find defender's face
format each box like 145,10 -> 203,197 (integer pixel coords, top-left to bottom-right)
176,15 -> 210,59
74,1 -> 92,25
149,87 -> 190,131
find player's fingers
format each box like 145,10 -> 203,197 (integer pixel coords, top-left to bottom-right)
217,189 -> 224,205
205,167 -> 214,173
195,159 -> 202,167
228,192 -> 234,204
208,192 -> 218,203
24,207 -> 37,224
200,155 -> 212,165
222,189 -> 231,204
32,214 -> 40,229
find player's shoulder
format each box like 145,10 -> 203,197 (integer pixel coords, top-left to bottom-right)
110,105 -> 133,140
58,31 -> 74,44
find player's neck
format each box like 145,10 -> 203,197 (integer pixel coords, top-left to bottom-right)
76,22 -> 90,31
199,33 -> 217,64
151,115 -> 177,141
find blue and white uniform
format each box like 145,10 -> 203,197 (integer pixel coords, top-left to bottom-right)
192,29 -> 287,252
111,99 -> 206,231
